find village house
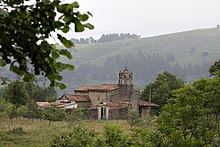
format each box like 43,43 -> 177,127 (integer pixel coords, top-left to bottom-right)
59,67 -> 158,119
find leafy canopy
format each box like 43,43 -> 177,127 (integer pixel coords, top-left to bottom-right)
0,0 -> 94,89
2,80 -> 57,106
157,76 -> 220,146
140,71 -> 184,113
209,59 -> 220,77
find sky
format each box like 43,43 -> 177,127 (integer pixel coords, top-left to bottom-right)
65,0 -> 220,39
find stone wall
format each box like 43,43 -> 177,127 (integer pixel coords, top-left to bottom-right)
81,108 -> 98,119
109,85 -> 139,112
88,91 -> 109,107
108,107 -> 129,120
77,102 -> 91,108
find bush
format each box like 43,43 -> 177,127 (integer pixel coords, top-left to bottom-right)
127,110 -> 142,128
103,123 -> 133,147
50,126 -> 98,147
42,107 -> 65,126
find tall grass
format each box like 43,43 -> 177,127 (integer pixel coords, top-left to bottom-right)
0,119 -> 130,147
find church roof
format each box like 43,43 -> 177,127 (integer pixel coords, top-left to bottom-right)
139,99 -> 159,107
74,84 -> 119,92
61,94 -> 91,102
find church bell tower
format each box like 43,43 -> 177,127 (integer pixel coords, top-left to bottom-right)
118,67 -> 133,86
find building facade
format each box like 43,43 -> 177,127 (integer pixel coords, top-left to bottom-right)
59,67 -> 158,119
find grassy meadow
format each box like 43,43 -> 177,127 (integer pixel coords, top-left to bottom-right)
0,119 -> 131,147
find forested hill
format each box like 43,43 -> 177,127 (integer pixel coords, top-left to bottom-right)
58,27 -> 220,93
1,27 -> 220,94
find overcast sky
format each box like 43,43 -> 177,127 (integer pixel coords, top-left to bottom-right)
65,0 -> 220,39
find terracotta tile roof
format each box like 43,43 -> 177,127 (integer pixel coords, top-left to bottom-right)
139,99 -> 159,107
61,94 -> 91,102
74,84 -> 119,92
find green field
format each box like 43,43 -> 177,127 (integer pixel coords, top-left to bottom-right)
0,119 -> 131,147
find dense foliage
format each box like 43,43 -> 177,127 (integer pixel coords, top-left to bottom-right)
1,80 -> 57,105
209,59 -> 220,76
0,0 -> 93,88
61,53 -> 211,90
140,71 -> 184,113
156,76 -> 220,146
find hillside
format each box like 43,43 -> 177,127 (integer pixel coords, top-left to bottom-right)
70,27 -> 220,67
1,27 -> 220,94
56,27 -> 220,93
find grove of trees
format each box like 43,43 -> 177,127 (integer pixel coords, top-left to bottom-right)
140,71 -> 185,114
71,33 -> 140,44
62,53 -> 211,90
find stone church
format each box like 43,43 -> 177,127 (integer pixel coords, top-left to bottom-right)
59,67 -> 158,119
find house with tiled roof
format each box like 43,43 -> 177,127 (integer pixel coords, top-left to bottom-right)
59,94 -> 91,108
36,101 -> 78,109
59,67 -> 158,119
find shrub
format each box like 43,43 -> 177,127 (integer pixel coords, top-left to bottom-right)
103,123 -> 133,147
127,110 -> 142,128
50,126 -> 98,147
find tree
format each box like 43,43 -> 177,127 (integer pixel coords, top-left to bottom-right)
2,80 -> 55,106
209,59 -> 220,76
2,80 -> 29,106
25,82 -> 57,102
42,107 -> 65,126
0,0 -> 94,89
140,71 -> 184,114
156,77 -> 220,146
5,103 -> 17,125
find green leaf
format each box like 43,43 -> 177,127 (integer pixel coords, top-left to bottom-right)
52,51 -> 60,59
47,74 -> 56,81
57,34 -> 73,48
56,75 -> 63,81
66,64 -> 75,70
62,25 -> 69,33
0,59 -> 7,66
10,64 -> 25,76
59,50 -> 72,59
75,20 -> 84,32
63,4 -> 73,13
54,62 -> 66,71
56,82 -> 66,89
72,1 -> 79,8
80,14 -> 89,22
84,23 -> 94,29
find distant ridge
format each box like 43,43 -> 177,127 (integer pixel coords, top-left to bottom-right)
65,27 -> 220,67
